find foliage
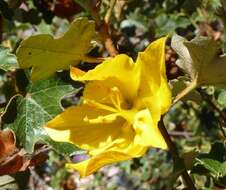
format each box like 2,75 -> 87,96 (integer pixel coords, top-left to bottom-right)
4,76 -> 78,154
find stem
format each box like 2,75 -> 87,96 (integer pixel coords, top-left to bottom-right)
104,0 -> 116,24
0,94 -> 21,122
158,117 -> 197,190
90,0 -> 118,57
169,131 -> 193,138
173,79 -> 197,104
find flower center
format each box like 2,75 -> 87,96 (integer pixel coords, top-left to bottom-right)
83,85 -> 135,124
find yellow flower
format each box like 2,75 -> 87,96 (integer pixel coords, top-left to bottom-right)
44,37 -> 172,177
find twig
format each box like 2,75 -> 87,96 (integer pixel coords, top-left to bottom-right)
197,88 -> 226,139
90,0 -> 118,57
0,94 -> 22,129
173,78 -> 197,105
197,88 -> 226,121
104,0 -> 116,24
169,131 -> 193,138
158,117 -> 197,190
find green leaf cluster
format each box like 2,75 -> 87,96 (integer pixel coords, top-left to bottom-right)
4,76 -> 78,155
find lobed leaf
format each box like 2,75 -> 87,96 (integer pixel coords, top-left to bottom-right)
172,34 -> 226,89
4,76 -> 78,154
16,17 -> 96,81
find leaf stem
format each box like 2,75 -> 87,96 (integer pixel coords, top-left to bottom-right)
158,117 -> 197,190
0,94 -> 22,129
173,78 -> 197,104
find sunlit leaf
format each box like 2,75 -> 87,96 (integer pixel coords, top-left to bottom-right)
16,17 -> 96,81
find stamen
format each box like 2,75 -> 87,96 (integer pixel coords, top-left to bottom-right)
110,87 -> 123,110
83,113 -> 119,124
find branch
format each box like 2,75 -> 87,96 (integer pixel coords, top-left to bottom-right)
90,0 -> 118,57
158,117 -> 197,190
173,78 -> 197,104
169,131 -> 193,138
104,0 -> 116,24
197,88 -> 226,139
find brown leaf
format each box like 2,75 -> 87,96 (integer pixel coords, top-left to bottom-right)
0,150 -> 28,175
0,129 -> 49,175
30,145 -> 49,167
0,144 -> 49,175
0,129 -> 16,158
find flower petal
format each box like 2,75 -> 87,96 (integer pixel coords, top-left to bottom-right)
70,54 -> 140,100
136,37 -> 167,94
135,37 -> 171,121
45,104 -> 135,153
133,109 -> 167,149
66,145 -> 146,177
66,151 -> 132,177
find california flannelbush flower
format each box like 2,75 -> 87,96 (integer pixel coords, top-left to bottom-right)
44,37 -> 172,177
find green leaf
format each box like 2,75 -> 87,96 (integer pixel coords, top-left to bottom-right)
0,46 -> 18,71
171,34 -> 226,89
193,142 -> 226,178
195,158 -> 226,178
16,17 -> 96,81
4,76 -> 79,155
